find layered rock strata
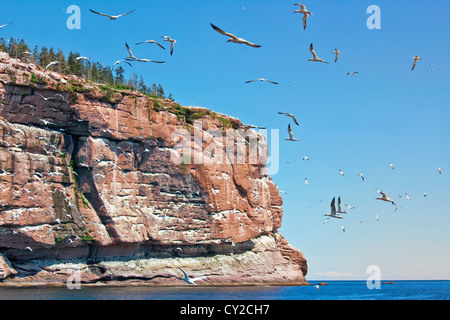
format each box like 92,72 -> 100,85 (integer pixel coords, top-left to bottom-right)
0,52 -> 307,286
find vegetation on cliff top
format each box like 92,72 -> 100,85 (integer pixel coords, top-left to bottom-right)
0,37 -> 172,100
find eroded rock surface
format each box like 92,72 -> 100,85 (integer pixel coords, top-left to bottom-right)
0,52 -> 307,286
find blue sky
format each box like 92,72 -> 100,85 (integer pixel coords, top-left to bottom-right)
1,0 -> 449,280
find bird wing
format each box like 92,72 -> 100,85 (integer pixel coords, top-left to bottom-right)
289,114 -> 299,125
154,41 -> 166,50
210,23 -> 238,39
89,9 -> 113,18
170,41 -> 174,55
266,80 -> 279,84
309,43 -> 319,60
338,197 -> 344,211
245,80 -> 256,83
125,42 -> 134,58
0,21 -> 13,29
116,9 -> 135,18
295,4 -> 307,10
330,197 -> 336,215
243,40 -> 261,48
411,59 -> 417,70
302,14 -> 308,30
178,267 -> 188,279
287,124 -> 295,139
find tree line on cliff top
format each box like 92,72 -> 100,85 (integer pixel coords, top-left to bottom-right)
0,37 -> 172,100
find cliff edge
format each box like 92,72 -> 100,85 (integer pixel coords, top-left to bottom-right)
0,52 -> 307,286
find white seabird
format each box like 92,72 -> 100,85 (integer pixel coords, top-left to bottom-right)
246,78 -> 279,84
293,4 -> 312,30
278,112 -> 299,125
177,267 -> 207,285
376,191 -> 396,206
324,197 -> 343,219
285,124 -> 300,141
411,56 -> 422,70
89,9 -> 135,20
308,43 -> 329,63
161,36 -> 176,55
333,49 -> 342,63
210,23 -> 261,48
136,40 -> 166,50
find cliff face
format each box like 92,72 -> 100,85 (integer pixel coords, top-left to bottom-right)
0,52 -> 307,286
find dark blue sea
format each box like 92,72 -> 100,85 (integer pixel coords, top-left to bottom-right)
0,280 -> 449,300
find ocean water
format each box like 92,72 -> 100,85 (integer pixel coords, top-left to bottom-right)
0,280 -> 448,300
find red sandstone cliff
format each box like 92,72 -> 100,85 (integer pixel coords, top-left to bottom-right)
0,52 -> 307,286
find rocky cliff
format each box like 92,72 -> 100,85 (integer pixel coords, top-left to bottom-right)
0,52 -> 307,286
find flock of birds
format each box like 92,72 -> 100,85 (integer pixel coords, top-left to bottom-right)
0,3 -> 445,285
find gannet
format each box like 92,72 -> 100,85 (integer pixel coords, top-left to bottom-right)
89,9 -> 135,20
293,4 -> 312,30
336,197 -> 347,214
333,49 -> 342,63
246,78 -> 278,84
136,40 -> 166,50
161,36 -> 176,55
376,191 -> 396,206
177,267 -> 206,285
324,197 -> 343,219
285,124 -> 300,141
308,43 -> 329,63
210,23 -> 261,48
278,112 -> 299,125
411,56 -> 422,71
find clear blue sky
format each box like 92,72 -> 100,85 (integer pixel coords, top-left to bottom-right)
1,0 -> 449,280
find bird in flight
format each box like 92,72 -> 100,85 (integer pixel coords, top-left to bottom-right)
347,72 -> 359,76
336,197 -> 347,214
89,9 -> 135,20
136,40 -> 166,50
410,56 -> 422,70
0,21 -> 13,30
308,43 -> 329,63
177,267 -> 207,285
161,36 -> 176,55
324,197 -> 343,219
113,60 -> 132,69
246,78 -> 278,85
437,168 -> 442,174
125,43 -> 165,63
76,56 -> 91,65
293,4 -> 312,30
45,61 -> 61,70
333,49 -> 342,62
278,112 -> 299,125
285,124 -> 300,141
388,163 -> 394,169
210,23 -> 261,48
358,173 -> 365,181
376,191 -> 396,206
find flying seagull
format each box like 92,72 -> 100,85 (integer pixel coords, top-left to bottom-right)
358,173 -> 365,181
333,49 -> 342,62
278,112 -> 299,125
347,72 -> 359,76
388,163 -> 394,169
177,267 -> 207,285
411,56 -> 422,70
135,40 -> 166,50
161,36 -> 176,55
437,168 -> 442,174
246,78 -> 279,84
324,197 -> 343,219
0,21 -> 13,30
210,23 -> 261,48
308,43 -> 329,63
293,4 -> 312,30
89,9 -> 135,20
45,61 -> 61,70
376,191 -> 396,206
285,124 -> 300,141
